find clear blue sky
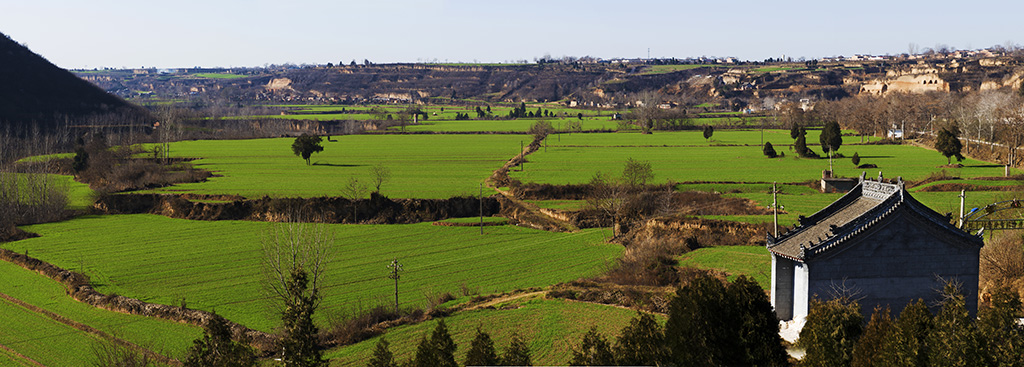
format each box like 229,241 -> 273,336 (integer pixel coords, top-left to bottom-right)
3,0 -> 1022,69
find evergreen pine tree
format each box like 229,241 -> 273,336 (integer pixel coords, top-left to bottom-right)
184,314 -> 257,367
279,268 -> 328,367
464,327 -> 499,367
790,121 -> 802,140
568,327 -> 614,366
852,152 -> 861,166
977,287 -> 1024,367
820,120 -> 843,157
926,282 -> 983,366
882,299 -> 932,367
763,141 -> 777,158
412,336 -> 439,367
851,306 -> 895,367
728,276 -> 789,366
613,312 -> 669,366
501,333 -> 532,366
797,297 -> 863,366
367,338 -> 396,367
430,320 -> 457,367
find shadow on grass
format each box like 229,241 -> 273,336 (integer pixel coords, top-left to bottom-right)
312,162 -> 363,167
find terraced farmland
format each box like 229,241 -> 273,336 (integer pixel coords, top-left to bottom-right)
9,215 -> 621,332
144,135 -> 529,199
509,130 -> 1017,185
0,260 -> 201,364
325,297 -> 660,366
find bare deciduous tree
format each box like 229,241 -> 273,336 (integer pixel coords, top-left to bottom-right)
261,221 -> 333,307
370,163 -> 392,194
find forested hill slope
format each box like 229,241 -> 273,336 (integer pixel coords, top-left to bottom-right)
0,32 -> 152,133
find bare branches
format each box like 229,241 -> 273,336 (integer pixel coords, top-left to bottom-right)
261,221 -> 333,307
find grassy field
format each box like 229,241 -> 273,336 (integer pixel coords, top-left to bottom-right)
509,131 -> 1017,186
326,297 -> 659,366
640,64 -> 728,75
144,135 -> 528,199
678,246 -> 772,289
9,215 -> 621,332
0,296 -> 99,366
192,73 -> 247,79
0,260 -> 202,364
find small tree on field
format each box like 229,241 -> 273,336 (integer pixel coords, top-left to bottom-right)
703,125 -> 714,142
763,141 -> 777,158
529,120 -> 554,140
370,163 -> 391,194
622,158 -> 654,188
820,120 -> 843,171
262,222 -> 332,366
291,134 -> 324,165
935,124 -> 965,165
852,152 -> 861,166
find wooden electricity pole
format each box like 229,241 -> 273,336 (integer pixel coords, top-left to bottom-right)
479,182 -> 484,235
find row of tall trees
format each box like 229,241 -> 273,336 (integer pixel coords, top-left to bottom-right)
367,320 -> 532,367
569,275 -> 788,366
799,283 -> 1024,367
783,89 -> 1024,167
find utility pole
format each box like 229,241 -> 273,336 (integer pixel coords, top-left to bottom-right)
479,182 -> 484,235
520,140 -> 524,172
771,182 -> 783,238
387,258 -> 403,313
958,189 -> 966,228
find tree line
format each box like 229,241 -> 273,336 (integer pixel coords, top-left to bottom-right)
798,282 -> 1024,367
365,274 -> 787,367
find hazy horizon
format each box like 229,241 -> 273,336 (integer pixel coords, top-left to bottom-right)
4,0 -> 1023,69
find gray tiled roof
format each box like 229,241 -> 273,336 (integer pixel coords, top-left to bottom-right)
767,175 -> 982,261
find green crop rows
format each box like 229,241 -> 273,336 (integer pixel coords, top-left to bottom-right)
509,130 -> 1017,186
326,297 -> 659,366
143,135 -> 528,199
0,260 -> 202,364
9,215 -> 621,332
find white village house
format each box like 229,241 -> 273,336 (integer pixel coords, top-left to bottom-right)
767,173 -> 984,321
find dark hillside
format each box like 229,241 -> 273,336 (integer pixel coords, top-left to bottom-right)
0,32 -> 152,134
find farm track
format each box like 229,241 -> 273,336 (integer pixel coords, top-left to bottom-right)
0,342 -> 44,367
487,135 -> 579,232
0,291 -> 179,365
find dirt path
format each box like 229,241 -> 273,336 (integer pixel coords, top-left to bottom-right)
0,292 -> 179,365
0,342 -> 45,367
464,291 -> 546,311
486,135 -> 579,232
